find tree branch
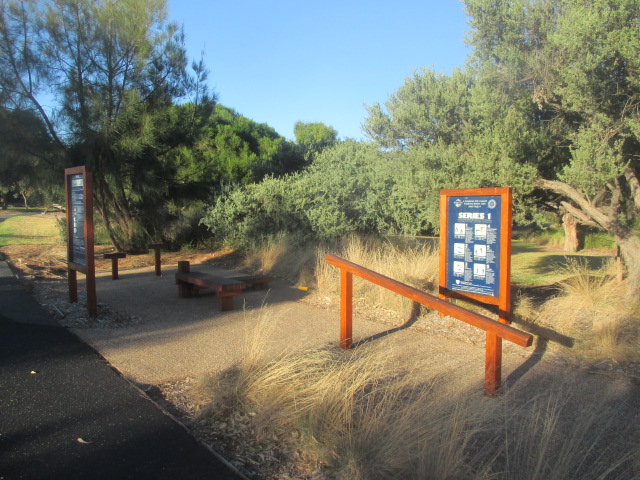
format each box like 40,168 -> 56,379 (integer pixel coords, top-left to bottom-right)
608,178 -> 622,215
0,6 -> 65,150
625,166 -> 640,209
560,201 -> 599,228
538,178 -> 613,229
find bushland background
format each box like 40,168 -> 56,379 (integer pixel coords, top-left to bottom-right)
1,0 -> 639,478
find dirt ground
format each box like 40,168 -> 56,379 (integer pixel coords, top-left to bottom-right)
3,243 -> 640,479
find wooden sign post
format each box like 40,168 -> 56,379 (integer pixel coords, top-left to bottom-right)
439,187 -> 513,395
65,166 -> 97,316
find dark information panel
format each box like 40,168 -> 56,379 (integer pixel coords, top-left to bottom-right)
69,174 -> 85,266
446,195 -> 501,297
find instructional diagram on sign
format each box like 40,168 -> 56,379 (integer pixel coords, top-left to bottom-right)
446,196 -> 501,297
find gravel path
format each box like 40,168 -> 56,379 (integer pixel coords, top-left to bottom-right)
38,261 -> 637,394
28,259 -> 640,478
52,262 -> 525,387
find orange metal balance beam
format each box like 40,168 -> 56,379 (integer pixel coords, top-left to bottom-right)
325,254 -> 532,396
326,254 -> 532,348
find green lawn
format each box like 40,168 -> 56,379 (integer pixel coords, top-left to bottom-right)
395,236 -> 616,286
511,240 -> 615,285
0,215 -> 62,247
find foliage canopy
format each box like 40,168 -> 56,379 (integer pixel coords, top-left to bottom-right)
204,0 -> 640,297
0,0 -> 303,250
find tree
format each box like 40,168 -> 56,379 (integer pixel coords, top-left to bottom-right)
293,121 -> 338,158
201,141 -> 417,245
365,0 -> 640,297
363,66 -> 542,226
465,0 -> 640,298
166,102 -> 304,212
0,0 -> 208,251
364,67 -> 473,149
0,107 -> 60,209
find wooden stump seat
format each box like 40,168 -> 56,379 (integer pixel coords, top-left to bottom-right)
103,252 -> 127,280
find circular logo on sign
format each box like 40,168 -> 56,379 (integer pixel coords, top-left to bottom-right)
454,199 -> 463,208
488,199 -> 497,209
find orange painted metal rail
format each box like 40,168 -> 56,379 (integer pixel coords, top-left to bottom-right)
325,253 -> 533,395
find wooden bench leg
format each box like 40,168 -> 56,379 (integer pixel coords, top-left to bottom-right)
219,295 -> 234,311
178,282 -> 192,298
110,257 -> 120,280
104,253 -> 126,280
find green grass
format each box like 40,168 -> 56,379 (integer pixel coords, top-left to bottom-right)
582,232 -> 616,250
0,215 -> 62,247
516,227 -> 566,248
0,207 -> 47,215
511,240 -> 615,285
515,226 -> 616,252
0,213 -> 112,247
0,216 -> 618,287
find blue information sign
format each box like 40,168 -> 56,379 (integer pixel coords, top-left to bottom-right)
446,195 -> 501,297
70,174 -> 86,266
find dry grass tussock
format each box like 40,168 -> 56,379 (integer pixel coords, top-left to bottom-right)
194,310 -> 636,479
527,258 -> 640,362
244,233 -> 638,362
241,233 -> 439,316
241,232 -> 318,286
314,234 -> 439,316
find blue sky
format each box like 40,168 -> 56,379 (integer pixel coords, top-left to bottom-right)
167,1 -> 471,141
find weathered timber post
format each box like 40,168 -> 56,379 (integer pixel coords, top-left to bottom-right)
149,243 -> 167,276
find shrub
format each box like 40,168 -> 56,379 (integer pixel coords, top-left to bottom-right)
161,201 -> 215,249
200,141 -> 445,247
200,174 -> 311,248
56,214 -> 111,245
517,226 -> 565,248
582,231 -> 616,250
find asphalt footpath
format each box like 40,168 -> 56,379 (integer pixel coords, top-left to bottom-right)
0,257 -> 242,480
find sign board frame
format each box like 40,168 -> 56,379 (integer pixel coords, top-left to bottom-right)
439,187 -> 512,394
439,187 -> 512,324
64,166 -> 97,316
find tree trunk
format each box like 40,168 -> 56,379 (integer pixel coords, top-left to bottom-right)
1,194 -> 7,210
562,212 -> 579,252
616,234 -> 640,302
93,171 -> 148,253
95,201 -> 124,252
94,191 -> 148,253
625,166 -> 640,209
539,178 -> 639,299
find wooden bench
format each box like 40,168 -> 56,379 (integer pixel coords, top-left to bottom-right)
230,275 -> 274,290
175,271 -> 246,311
103,252 -> 127,280
174,261 -> 274,311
